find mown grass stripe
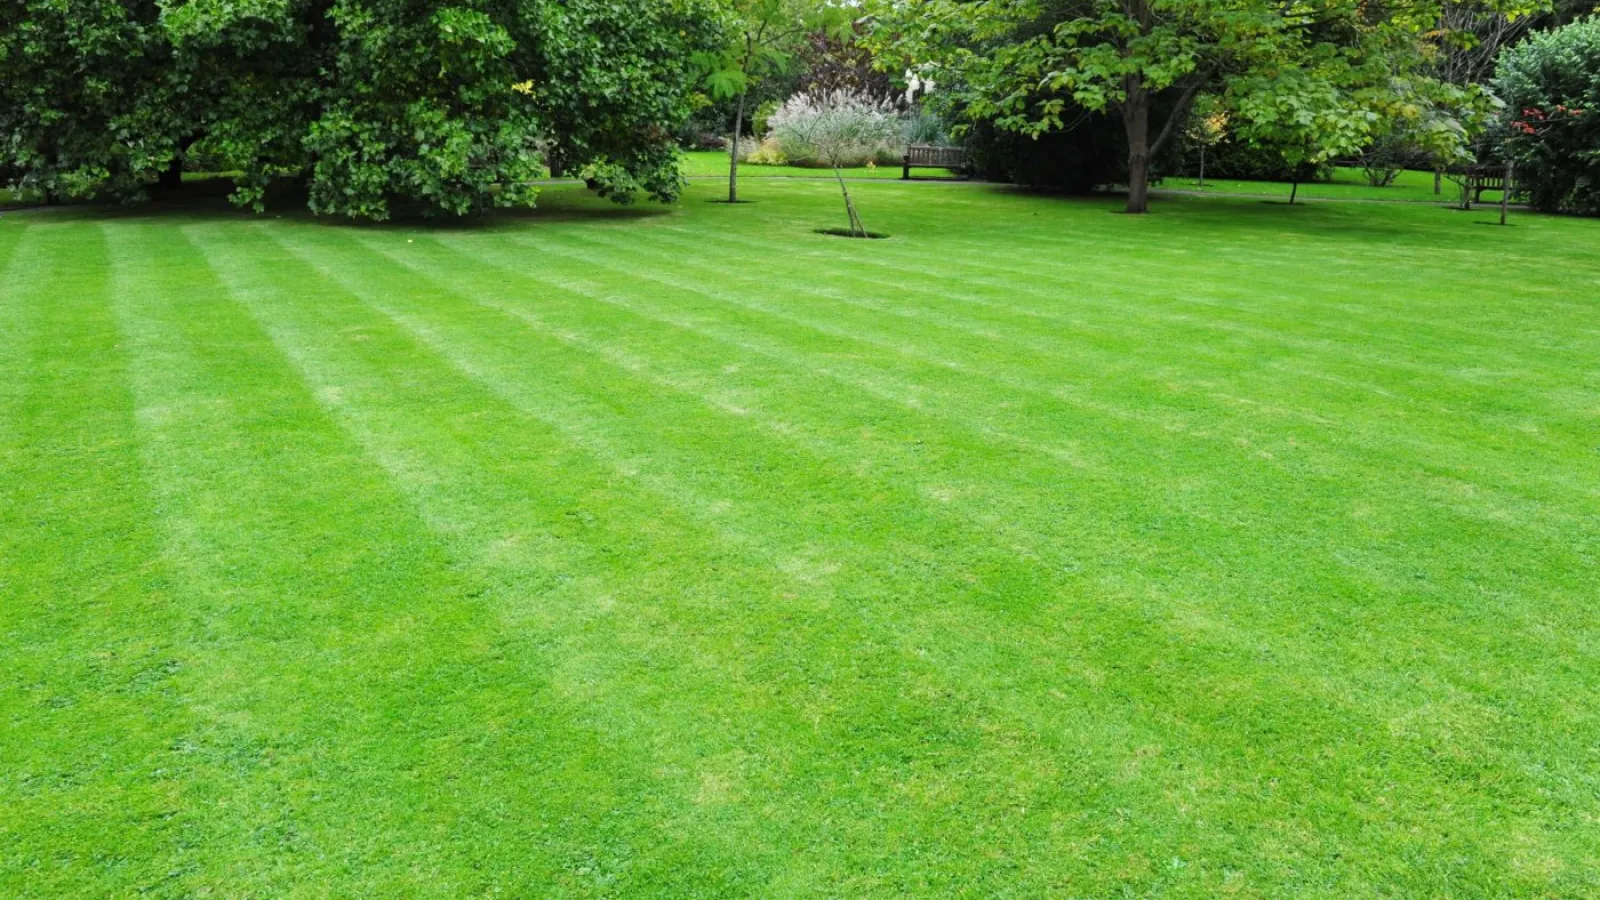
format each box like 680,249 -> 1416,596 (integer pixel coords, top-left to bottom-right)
407,230 -> 1102,473
547,226 -> 1599,523
1,180 -> 1595,895
258,220 -> 1318,881
179,220 -> 784,893
0,221 -> 192,897
245,218 -> 1209,893
691,180 -> 1596,352
657,219 -> 1562,382
643,216 -> 1577,439
500,224 -> 1599,659
344,208 -> 1593,890
101,219 -> 708,894
337,218 -> 1588,881
0,217 -> 34,450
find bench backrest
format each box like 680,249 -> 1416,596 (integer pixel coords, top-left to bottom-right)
906,145 -> 967,168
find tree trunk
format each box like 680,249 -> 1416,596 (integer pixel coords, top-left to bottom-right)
1434,169 -> 1442,195
1500,161 -> 1513,225
158,156 -> 184,191
1122,85 -> 1151,214
834,166 -> 865,237
1198,145 -> 1205,187
1118,0 -> 1159,214
1289,179 -> 1299,205
728,92 -> 746,204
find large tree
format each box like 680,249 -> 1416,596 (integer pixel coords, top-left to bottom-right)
0,0 -> 724,219
869,0 -> 1518,213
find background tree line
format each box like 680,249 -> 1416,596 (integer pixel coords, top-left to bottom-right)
6,0 -> 1598,217
864,0 -> 1600,214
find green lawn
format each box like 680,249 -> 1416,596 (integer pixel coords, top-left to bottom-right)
682,149 -> 956,180
1172,166 -> 1500,204
3,180 -> 1598,897
681,151 -> 1498,205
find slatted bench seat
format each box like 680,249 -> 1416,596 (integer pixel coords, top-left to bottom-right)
902,145 -> 970,180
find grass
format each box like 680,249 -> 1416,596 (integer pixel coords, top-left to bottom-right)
680,151 -> 1493,204
682,149 -> 956,180
1174,166 -> 1504,204
3,178 -> 1598,897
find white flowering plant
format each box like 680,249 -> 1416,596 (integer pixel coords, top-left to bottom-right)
768,90 -> 905,237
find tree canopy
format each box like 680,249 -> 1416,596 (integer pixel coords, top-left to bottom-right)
700,0 -> 855,201
0,0 -> 724,219
868,0 -> 1536,212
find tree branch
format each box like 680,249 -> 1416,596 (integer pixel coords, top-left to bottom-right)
1150,68 -> 1214,156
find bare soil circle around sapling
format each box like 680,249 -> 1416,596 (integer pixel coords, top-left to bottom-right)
815,228 -> 890,239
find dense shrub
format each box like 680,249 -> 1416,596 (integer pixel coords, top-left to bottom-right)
966,102 -> 1190,193
1495,18 -> 1600,214
741,136 -> 788,165
1,0 -> 722,218
966,119 -> 1128,192
1192,137 -> 1333,182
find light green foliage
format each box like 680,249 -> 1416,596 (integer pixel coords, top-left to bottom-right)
753,98 -> 784,136
3,183 -> 1599,894
1225,26 -> 1493,171
702,0 -> 855,200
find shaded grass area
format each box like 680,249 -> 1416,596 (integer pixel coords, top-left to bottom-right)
681,153 -> 1497,204
1173,166 -> 1502,204
0,161 -> 1468,208
2,181 -> 1598,897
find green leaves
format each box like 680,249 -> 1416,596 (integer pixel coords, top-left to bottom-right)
1,0 -> 725,218
704,0 -> 853,98
872,0 -> 1499,164
1495,16 -> 1600,213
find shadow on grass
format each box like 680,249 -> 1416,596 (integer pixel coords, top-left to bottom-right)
979,183 -> 1421,238
9,178 -> 670,232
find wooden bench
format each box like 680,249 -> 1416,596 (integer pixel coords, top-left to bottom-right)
902,145 -> 969,179
1463,165 -> 1522,203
